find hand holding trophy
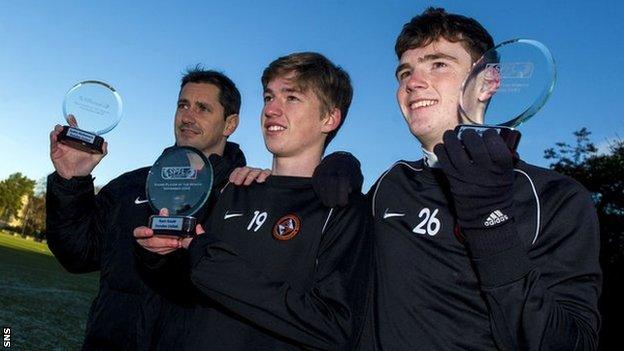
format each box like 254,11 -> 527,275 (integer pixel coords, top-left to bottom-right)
455,39 -> 557,151
146,147 -> 214,237
58,80 -> 123,154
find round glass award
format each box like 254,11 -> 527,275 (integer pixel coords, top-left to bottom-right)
58,80 -> 123,154
456,39 -> 556,150
146,146 -> 214,237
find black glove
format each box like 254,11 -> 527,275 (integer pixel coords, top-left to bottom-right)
312,151 -> 363,207
434,129 -> 514,230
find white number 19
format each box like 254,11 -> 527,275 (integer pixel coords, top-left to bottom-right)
247,211 -> 268,232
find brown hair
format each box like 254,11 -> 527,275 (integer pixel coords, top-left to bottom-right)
262,52 -> 353,148
395,7 -> 494,61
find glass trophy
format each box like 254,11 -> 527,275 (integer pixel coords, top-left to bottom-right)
58,80 -> 123,154
456,39 -> 556,151
146,146 -> 213,237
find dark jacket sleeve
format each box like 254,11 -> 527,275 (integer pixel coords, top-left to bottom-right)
45,172 -> 109,273
187,199 -> 372,350
465,184 -> 601,350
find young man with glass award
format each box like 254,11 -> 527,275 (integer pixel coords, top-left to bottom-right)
357,7 -> 601,350
133,52 -> 372,350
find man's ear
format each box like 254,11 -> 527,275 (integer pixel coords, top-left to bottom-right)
321,107 -> 342,134
478,66 -> 501,102
223,114 -> 239,137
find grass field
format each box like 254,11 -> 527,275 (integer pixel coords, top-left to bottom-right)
0,230 -> 98,350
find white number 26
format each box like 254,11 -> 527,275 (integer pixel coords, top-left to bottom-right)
412,208 -> 440,236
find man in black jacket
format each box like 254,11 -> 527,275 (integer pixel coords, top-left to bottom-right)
359,7 -> 601,350
46,68 -> 246,350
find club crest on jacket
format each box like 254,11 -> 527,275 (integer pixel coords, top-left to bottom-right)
272,214 -> 301,241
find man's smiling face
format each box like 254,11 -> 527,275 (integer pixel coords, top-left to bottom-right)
261,73 -> 329,158
395,38 -> 473,150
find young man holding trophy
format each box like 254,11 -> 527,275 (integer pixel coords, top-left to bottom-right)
133,52 -> 371,350
358,7 -> 601,350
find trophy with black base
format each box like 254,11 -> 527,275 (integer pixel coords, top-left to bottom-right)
456,39 -> 557,151
146,146 -> 213,237
58,80 -> 123,154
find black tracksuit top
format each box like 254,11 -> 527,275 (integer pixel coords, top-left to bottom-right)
171,175 -> 373,351
45,142 -> 246,350
358,159 -> 601,350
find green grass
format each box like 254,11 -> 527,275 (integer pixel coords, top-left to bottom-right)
0,231 -> 52,256
0,230 -> 98,350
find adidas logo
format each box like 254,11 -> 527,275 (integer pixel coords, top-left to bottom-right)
484,210 -> 509,227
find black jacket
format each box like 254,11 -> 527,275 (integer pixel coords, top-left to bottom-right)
147,176 -> 373,350
45,142 -> 246,350
360,159 -> 601,350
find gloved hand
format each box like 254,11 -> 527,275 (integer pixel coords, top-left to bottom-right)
312,151 -> 363,207
434,129 -> 514,230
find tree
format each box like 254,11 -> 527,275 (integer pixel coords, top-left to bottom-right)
19,177 -> 48,239
0,172 -> 36,222
20,193 -> 46,240
544,128 -> 623,350
544,128 -> 624,265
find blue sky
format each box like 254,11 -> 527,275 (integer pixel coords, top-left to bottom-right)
1,0 -> 622,191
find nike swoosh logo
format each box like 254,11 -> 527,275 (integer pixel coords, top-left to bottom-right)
383,209 -> 405,219
134,197 -> 149,205
224,212 -> 244,220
